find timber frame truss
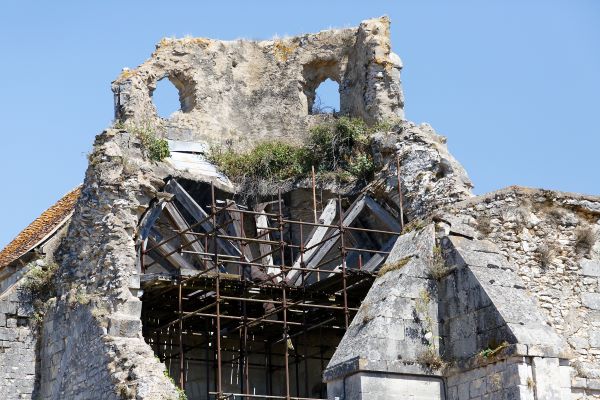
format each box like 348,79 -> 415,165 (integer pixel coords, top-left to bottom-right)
138,178 -> 402,399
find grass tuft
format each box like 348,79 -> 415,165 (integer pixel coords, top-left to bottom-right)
377,257 -> 411,278
428,245 -> 450,280
416,347 -> 446,371
537,242 -> 556,269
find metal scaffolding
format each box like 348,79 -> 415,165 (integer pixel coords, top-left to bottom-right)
138,179 -> 403,400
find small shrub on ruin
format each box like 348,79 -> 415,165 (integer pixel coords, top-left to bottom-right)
477,216 -> 493,236
427,245 -> 450,280
546,207 -> 565,225
476,341 -> 509,364
537,242 -> 556,270
163,370 -> 188,400
20,262 -> 59,333
574,226 -> 596,255
416,346 -> 446,371
401,218 -> 427,234
526,376 -> 535,390
21,262 -> 58,302
209,116 -> 384,186
125,122 -> 171,162
209,141 -> 305,181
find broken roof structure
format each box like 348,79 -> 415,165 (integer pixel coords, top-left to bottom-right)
1,16 -> 600,400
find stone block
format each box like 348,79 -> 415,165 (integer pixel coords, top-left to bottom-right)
582,292 -> 600,310
457,381 -> 469,399
532,357 -> 561,400
589,330 -> 600,348
107,316 -> 141,338
581,259 -> 600,277
470,377 -> 486,397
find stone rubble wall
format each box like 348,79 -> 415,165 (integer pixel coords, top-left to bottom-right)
370,121 -> 474,221
112,17 -> 404,150
35,128 -> 182,399
443,187 -> 600,378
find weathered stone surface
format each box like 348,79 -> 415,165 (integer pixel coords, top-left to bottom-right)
370,122 -> 474,221
582,293 -> 600,310
113,17 -> 404,150
443,186 -> 600,373
325,225 -> 440,380
582,259 -> 600,277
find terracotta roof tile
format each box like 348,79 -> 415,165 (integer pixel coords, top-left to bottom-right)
0,186 -> 81,269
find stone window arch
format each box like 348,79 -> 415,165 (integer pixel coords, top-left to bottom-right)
302,60 -> 341,115
150,73 -> 197,118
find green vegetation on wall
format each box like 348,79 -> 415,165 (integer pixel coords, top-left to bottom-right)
209,117 -> 392,183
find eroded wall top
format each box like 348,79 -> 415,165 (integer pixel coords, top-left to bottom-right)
112,17 -> 404,149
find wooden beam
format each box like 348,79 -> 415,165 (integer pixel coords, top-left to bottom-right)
361,235 -> 398,272
363,196 -> 402,233
286,199 -> 337,285
293,196 -> 367,285
255,203 -> 278,282
164,179 -> 242,257
148,229 -> 196,272
163,202 -> 211,269
225,202 -> 254,261
140,201 -> 166,240
164,179 -> 269,282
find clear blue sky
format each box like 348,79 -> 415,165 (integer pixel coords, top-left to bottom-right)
1,1 -> 599,249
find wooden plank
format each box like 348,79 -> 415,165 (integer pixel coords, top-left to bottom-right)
140,201 -> 166,240
225,202 -> 254,261
362,235 -> 399,272
255,203 -> 278,282
363,196 -> 402,233
286,199 -> 337,285
292,196 -> 367,285
163,202 -> 209,269
164,179 -> 242,257
148,229 -> 196,272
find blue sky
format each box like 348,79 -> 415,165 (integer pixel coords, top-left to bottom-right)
0,1 -> 599,249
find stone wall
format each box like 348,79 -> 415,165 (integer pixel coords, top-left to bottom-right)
369,121 -> 474,221
324,225 -> 444,398
0,279 -> 36,399
35,128 -> 182,399
443,187 -> 600,378
438,233 -> 566,361
446,356 -> 574,400
112,17 -> 404,150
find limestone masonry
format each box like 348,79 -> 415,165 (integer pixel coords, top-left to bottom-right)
1,16 -> 598,400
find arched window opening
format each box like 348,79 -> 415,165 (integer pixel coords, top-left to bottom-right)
152,78 -> 181,118
312,78 -> 340,114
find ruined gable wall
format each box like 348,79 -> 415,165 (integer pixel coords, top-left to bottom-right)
112,17 -> 403,150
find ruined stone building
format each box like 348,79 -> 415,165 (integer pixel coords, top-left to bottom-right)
1,17 -> 600,400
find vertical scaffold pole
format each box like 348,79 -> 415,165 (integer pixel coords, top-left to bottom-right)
211,182 -> 223,399
396,153 -> 405,231
178,280 -> 185,390
338,195 -> 349,329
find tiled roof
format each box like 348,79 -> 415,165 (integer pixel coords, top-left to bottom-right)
0,186 -> 81,269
